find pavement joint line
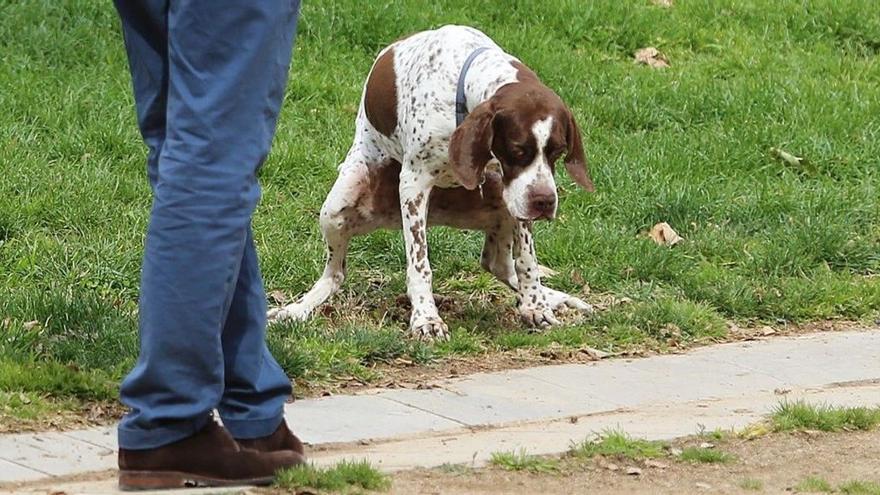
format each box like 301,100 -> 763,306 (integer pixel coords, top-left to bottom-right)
58,432 -> 114,451
378,396 -> 470,428
0,457 -> 52,478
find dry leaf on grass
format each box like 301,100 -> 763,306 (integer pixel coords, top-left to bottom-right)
770,147 -> 804,167
537,264 -> 558,278
651,0 -> 674,6
268,290 -> 288,304
648,222 -> 683,246
578,346 -> 611,360
634,47 -> 670,68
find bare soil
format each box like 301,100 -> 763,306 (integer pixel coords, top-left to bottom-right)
302,320 -> 867,398
391,430 -> 880,494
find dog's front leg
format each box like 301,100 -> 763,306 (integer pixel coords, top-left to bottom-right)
399,166 -> 449,341
512,221 -> 560,329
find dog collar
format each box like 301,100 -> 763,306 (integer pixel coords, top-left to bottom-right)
455,47 -> 491,127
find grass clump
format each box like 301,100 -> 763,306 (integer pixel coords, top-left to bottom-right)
490,449 -> 559,473
275,460 -> 390,493
738,478 -> 763,491
772,401 -> 880,432
570,429 -> 666,460
840,481 -> 880,495
678,447 -> 735,464
795,477 -> 834,493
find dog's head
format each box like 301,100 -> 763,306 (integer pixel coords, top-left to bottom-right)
449,63 -> 594,221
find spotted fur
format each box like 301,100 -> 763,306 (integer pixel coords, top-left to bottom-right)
268,25 -> 595,340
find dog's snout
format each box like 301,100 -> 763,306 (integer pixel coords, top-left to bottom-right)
533,195 -> 555,213
527,186 -> 557,220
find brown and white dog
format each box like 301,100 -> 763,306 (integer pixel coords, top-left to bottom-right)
269,25 -> 595,340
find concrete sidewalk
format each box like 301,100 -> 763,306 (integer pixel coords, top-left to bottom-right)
2,330 -> 879,493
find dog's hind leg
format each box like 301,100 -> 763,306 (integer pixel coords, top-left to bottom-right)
268,158 -> 369,323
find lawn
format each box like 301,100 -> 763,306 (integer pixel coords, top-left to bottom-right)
1,0 -> 879,425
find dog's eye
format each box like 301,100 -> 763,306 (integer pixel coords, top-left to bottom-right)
511,146 -> 527,159
547,147 -> 564,162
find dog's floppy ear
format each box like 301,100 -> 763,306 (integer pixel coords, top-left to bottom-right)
449,101 -> 495,190
564,109 -> 595,192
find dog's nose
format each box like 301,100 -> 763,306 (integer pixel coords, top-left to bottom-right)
533,195 -> 555,213
529,190 -> 557,219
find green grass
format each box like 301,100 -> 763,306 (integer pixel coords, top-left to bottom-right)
840,481 -> 880,495
490,449 -> 560,473
796,477 -> 835,493
678,447 -> 736,464
570,429 -> 667,460
771,402 -> 880,432
739,478 -> 763,491
274,460 -> 390,493
2,0 -> 880,417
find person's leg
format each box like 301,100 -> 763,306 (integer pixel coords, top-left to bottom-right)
114,0 -> 168,188
216,1 -> 300,439
218,228 -> 293,439
117,0 -> 301,450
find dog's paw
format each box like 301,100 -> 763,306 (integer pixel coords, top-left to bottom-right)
409,316 -> 450,342
543,288 -> 593,315
267,303 -> 311,324
518,304 -> 561,329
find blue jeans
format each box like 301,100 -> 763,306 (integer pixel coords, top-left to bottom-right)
113,0 -> 300,450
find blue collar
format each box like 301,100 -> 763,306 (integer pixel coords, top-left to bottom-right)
455,47 -> 490,127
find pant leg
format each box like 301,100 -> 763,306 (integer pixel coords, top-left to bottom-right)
114,0 -> 168,188
217,228 -> 293,439
117,0 -> 300,450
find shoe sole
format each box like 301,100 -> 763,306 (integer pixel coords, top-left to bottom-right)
118,470 -> 274,491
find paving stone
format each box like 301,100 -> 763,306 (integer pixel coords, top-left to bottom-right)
0,459 -> 45,483
0,432 -> 115,478
284,394 -> 462,445
380,383 -> 618,426
62,427 -> 117,450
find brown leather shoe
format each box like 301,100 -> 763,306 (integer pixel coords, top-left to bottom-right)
236,421 -> 305,456
118,421 -> 304,491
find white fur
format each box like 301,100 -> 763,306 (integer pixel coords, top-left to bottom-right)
503,117 -> 558,220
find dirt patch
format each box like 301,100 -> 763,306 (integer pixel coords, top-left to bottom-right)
0,400 -> 124,434
299,321 -> 867,398
391,429 -> 880,494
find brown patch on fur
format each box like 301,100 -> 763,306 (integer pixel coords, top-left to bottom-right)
365,48 -> 398,137
449,101 -> 495,190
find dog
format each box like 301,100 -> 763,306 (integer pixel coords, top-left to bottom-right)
268,25 -> 596,340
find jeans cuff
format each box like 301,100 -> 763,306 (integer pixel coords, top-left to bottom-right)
221,410 -> 285,440
117,414 -> 212,450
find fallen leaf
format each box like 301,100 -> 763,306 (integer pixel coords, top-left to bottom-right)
579,346 -> 610,360
626,466 -> 643,476
651,0 -> 674,6
634,47 -> 670,68
537,264 -> 558,278
648,222 -> 683,246
770,147 -> 805,167
268,290 -> 288,304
